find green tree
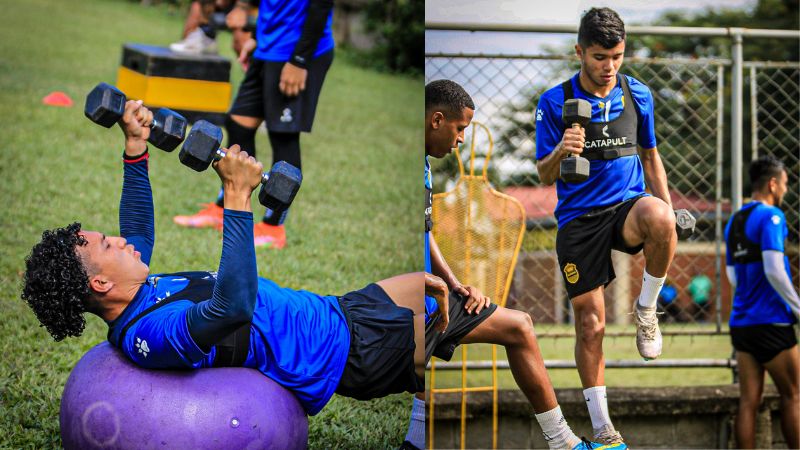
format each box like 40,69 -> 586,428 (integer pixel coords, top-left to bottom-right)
363,0 -> 424,74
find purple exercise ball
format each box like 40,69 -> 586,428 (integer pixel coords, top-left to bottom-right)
60,342 -> 308,449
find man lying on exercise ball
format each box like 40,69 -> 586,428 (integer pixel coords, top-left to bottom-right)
21,100 -> 424,416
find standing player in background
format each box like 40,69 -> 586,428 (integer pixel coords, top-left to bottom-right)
174,0 -> 334,249
725,155 -> 799,449
534,7 -> 676,445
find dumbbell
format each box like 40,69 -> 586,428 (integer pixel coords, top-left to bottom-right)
560,98 -> 591,183
179,120 -> 302,221
674,209 -> 697,240
84,82 -> 188,152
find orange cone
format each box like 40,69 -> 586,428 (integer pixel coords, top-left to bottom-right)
42,91 -> 73,107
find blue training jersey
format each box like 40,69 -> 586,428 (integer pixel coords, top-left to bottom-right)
425,157 -> 437,322
108,275 -> 350,416
108,154 -> 349,416
724,201 -> 796,327
535,72 -> 657,227
253,0 -> 334,62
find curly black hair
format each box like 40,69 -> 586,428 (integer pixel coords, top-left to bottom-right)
21,223 -> 93,341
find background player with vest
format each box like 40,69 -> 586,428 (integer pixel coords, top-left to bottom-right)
724,155 -> 799,449
173,0 -> 335,249
422,80 -> 625,450
534,7 -> 677,446
22,100 -> 423,419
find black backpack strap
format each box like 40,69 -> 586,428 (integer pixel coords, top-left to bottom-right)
562,79 -> 574,101
112,272 -> 251,367
115,296 -> 185,348
211,323 -> 251,367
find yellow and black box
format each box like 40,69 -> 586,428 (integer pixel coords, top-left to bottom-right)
117,43 -> 231,124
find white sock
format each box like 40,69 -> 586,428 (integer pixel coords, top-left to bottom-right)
583,386 -> 612,431
638,270 -> 666,309
404,397 -> 425,449
535,405 -> 581,449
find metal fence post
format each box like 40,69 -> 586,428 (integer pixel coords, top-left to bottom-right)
715,64 -> 725,334
731,29 -> 744,212
750,66 -> 758,160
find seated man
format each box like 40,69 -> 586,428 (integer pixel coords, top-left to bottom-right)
21,100 -> 424,417
421,79 -> 625,450
170,0 -> 254,56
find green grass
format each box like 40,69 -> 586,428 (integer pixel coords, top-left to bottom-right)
0,0 -> 421,448
428,324 -> 736,390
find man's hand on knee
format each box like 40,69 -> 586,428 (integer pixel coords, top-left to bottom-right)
425,273 -> 449,332
456,285 -> 491,315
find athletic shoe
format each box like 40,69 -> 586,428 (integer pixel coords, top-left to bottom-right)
173,203 -> 224,229
398,440 -> 421,450
253,222 -> 286,249
572,436 -> 627,449
169,28 -> 218,55
633,300 -> 662,360
593,424 -> 625,445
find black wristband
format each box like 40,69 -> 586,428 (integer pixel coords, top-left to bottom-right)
289,54 -> 307,69
123,147 -> 149,161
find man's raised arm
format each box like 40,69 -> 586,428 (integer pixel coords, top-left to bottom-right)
118,100 -> 155,265
186,146 -> 263,350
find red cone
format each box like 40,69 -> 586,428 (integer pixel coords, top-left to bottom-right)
42,91 -> 74,107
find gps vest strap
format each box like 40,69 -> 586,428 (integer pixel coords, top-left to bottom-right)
112,271 -> 251,367
729,206 -> 763,264
425,186 -> 433,232
562,74 -> 639,160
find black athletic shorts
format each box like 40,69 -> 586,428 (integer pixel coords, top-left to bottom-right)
335,283 -> 423,400
425,291 -> 498,362
556,195 -> 645,299
229,50 -> 333,133
730,324 -> 798,364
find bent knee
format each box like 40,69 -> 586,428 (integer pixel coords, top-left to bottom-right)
640,199 -> 675,235
507,310 -> 536,344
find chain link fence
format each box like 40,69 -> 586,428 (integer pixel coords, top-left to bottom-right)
426,49 -> 799,334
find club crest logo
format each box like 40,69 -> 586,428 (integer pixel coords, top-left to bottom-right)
563,263 -> 579,284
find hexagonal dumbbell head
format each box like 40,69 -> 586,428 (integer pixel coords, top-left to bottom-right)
562,98 -> 592,128
258,161 -> 302,214
674,209 -> 697,239
179,120 -> 224,172
85,82 -> 126,128
149,109 -> 187,152
559,98 -> 592,183
560,156 -> 591,183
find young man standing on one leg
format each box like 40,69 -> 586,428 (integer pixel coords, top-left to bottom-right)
534,8 -> 676,445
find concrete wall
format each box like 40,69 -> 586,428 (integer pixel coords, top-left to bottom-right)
428,385 -> 787,449
332,0 -> 374,50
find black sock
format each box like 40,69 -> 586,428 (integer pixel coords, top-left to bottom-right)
263,131 -> 301,225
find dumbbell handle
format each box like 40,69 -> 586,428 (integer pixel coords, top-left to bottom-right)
565,122 -> 584,157
149,115 -> 164,130
211,148 -> 271,184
